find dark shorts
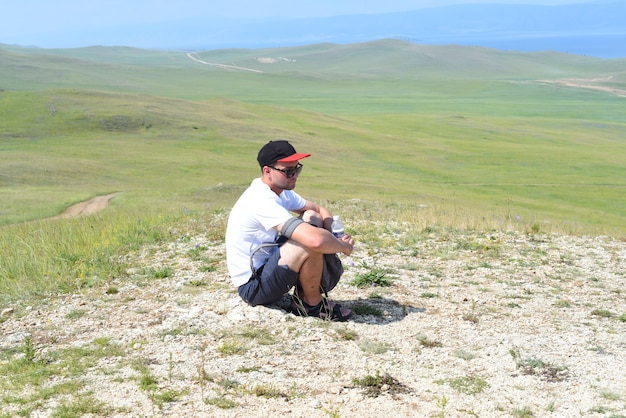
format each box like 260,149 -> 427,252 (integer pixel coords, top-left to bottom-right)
237,246 -> 298,307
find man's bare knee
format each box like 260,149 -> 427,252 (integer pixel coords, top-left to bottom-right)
278,241 -> 311,272
300,210 -> 323,227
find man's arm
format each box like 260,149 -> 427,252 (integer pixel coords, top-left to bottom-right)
278,220 -> 354,256
295,200 -> 334,231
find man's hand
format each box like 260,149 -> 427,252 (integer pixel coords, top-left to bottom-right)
339,234 -> 354,256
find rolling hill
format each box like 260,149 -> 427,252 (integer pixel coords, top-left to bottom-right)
1,40 -> 625,233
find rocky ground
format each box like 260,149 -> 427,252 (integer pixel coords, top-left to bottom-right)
1,221 -> 626,417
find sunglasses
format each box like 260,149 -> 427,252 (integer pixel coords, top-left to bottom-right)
269,163 -> 303,178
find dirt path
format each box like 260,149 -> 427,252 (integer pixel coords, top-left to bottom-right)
51,193 -> 119,219
186,52 -> 263,73
536,76 -> 626,97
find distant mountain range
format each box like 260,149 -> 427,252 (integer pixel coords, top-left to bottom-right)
12,2 -> 626,58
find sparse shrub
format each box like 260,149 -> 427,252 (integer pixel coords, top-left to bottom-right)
452,348 -> 477,360
187,245 -> 208,260
66,309 -> 87,320
236,365 -> 260,373
416,334 -> 442,348
436,375 -> 489,395
455,239 -> 500,257
334,326 -> 358,340
600,390 -> 621,401
186,279 -> 208,287
218,378 -> 240,390
205,396 -> 238,409
512,406 -> 534,417
151,267 -> 174,279
462,312 -> 480,323
352,370 -> 408,397
249,383 -> 288,399
139,373 -> 158,391
591,309 -> 613,318
552,299 -> 571,308
22,336 -> 37,363
358,339 -> 393,354
238,325 -> 276,345
516,357 -> 569,382
153,388 -> 182,405
351,268 -> 393,288
218,339 -> 248,356
53,395 -> 109,417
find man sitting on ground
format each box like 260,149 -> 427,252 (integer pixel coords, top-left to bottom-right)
225,139 -> 354,321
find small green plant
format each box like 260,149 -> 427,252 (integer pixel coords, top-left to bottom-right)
205,396 -> 238,409
591,309 -> 613,318
452,348 -> 477,360
22,336 -> 37,363
186,279 -> 208,287
436,375 -> 489,395
53,394 -> 109,417
420,292 -> 438,298
151,267 -> 174,279
218,378 -> 240,390
600,390 -> 621,401
323,407 -> 342,418
434,395 -> 448,418
588,405 -> 610,413
153,388 -> 183,408
217,339 -> 248,356
352,302 -> 383,317
351,268 -> 393,288
186,245 -> 208,260
249,383 -> 288,399
512,406 -> 534,417
334,326 -> 358,340
352,370 -> 408,397
238,325 -> 276,345
66,309 -> 87,320
357,339 -> 393,354
516,357 -> 569,382
139,373 -> 159,391
552,299 -> 571,308
417,334 -> 442,348
619,313 -> 626,322
236,365 -> 261,373
462,312 -> 480,323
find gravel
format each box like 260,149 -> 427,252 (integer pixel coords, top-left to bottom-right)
1,225 -> 625,417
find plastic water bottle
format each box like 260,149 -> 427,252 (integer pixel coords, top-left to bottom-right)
331,215 -> 345,238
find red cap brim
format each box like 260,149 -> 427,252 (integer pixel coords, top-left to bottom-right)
277,153 -> 311,162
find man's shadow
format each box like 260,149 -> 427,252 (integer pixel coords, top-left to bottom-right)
270,295 -> 425,324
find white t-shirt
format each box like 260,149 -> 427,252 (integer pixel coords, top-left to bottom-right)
225,178 -> 306,286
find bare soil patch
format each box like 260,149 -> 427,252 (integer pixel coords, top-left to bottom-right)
535,76 -> 626,97
51,193 -> 119,219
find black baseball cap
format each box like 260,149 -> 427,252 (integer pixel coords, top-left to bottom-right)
257,140 -> 311,167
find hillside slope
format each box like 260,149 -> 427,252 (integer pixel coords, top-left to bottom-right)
1,217 -> 625,416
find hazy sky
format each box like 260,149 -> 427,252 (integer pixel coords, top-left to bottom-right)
2,0 -> 589,38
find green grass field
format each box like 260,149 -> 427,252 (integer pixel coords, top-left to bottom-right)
1,39 -> 625,302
